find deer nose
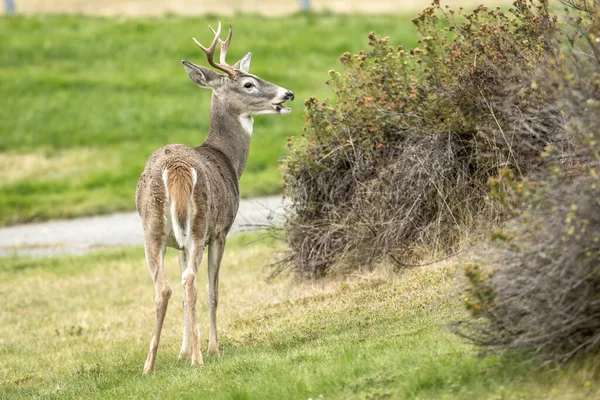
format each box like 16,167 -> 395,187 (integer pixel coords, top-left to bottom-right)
285,90 -> 295,101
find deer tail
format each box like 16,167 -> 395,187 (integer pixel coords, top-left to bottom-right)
162,165 -> 197,247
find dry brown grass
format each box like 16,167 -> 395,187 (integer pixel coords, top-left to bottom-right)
2,236 -> 599,398
4,0 -> 512,16
0,238 -> 376,361
0,236 -> 412,385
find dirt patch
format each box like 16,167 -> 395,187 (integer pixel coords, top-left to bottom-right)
4,0 -> 511,16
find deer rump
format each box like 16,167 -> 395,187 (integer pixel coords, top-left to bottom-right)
162,164 -> 198,248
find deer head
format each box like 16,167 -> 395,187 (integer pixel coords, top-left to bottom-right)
182,22 -> 294,116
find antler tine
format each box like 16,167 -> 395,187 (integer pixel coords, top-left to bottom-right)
208,22 -> 233,67
207,21 -> 221,40
192,22 -> 237,78
193,21 -> 220,57
218,23 -> 233,66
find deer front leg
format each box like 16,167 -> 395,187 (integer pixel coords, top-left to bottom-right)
207,236 -> 225,356
182,239 -> 205,366
178,250 -> 192,361
143,240 -> 171,374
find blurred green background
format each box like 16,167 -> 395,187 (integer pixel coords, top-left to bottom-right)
0,12 -> 420,225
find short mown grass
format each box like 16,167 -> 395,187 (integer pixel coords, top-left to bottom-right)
0,13 -> 419,225
0,233 -> 597,399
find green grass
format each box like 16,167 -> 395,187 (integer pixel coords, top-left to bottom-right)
0,234 -> 598,399
0,13 -> 419,225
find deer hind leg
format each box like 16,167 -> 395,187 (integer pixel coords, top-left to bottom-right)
182,238 -> 205,366
207,236 -> 225,356
143,239 -> 172,374
178,250 -> 192,361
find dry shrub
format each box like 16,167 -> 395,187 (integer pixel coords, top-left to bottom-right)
458,1 -> 600,362
280,0 -> 561,278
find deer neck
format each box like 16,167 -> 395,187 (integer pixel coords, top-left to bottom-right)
202,93 -> 252,180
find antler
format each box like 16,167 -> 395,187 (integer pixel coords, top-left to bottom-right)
192,22 -> 236,79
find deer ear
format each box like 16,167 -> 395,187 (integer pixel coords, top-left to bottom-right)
182,61 -> 222,89
233,52 -> 251,73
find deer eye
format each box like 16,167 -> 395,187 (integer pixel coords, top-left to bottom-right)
244,82 -> 253,89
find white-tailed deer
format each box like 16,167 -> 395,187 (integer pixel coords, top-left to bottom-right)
135,22 -> 293,373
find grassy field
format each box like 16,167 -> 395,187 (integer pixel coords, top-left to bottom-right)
0,13 -> 418,225
0,234 -> 598,399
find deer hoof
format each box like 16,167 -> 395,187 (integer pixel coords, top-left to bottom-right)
208,344 -> 220,357
191,353 -> 204,366
143,363 -> 155,374
178,350 -> 191,361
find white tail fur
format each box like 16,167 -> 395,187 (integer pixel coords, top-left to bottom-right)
163,168 -> 197,247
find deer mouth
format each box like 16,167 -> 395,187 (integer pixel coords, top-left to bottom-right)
273,102 -> 292,115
